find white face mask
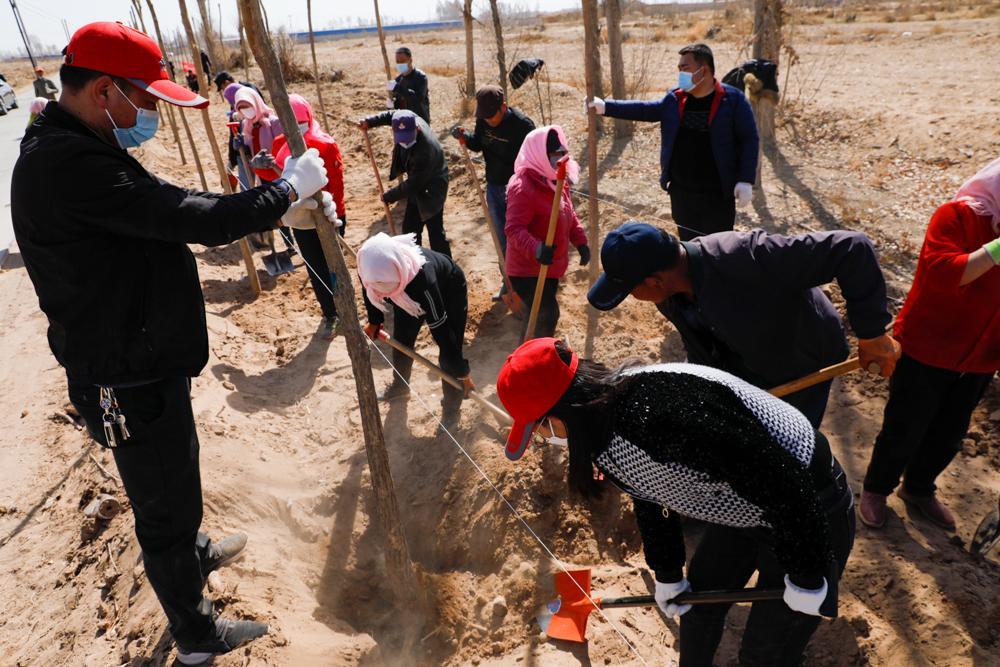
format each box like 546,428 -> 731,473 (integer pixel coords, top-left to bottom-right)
297,121 -> 310,134
237,105 -> 257,121
395,62 -> 410,75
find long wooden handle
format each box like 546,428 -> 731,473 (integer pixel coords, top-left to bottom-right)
769,357 -> 871,398
524,159 -> 568,342
377,330 -> 512,424
361,126 -> 398,235
600,587 -> 783,609
458,140 -> 516,294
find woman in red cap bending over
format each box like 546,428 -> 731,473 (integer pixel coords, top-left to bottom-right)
496,337 -> 855,667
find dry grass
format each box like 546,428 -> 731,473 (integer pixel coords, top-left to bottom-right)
274,31 -> 314,83
423,63 -> 465,78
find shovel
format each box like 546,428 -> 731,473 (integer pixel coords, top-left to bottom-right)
524,156 -> 569,343
971,494 -> 1000,556
262,232 -> 295,276
537,568 -> 782,643
768,357 -> 879,398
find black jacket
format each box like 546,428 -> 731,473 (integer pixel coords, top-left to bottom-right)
366,111 -> 449,221
11,102 -> 289,386
658,229 -> 891,389
362,248 -> 469,378
392,68 -> 430,123
464,107 -> 535,186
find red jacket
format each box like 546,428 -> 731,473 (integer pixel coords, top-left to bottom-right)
271,134 -> 346,218
894,200 -> 999,373
504,169 -> 587,279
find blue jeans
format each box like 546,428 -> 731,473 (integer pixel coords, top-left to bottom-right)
485,182 -> 508,258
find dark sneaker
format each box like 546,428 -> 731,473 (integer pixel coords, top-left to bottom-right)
176,618 -> 268,665
203,533 -> 247,575
859,491 -> 887,529
322,316 -> 340,341
899,488 -> 957,531
440,405 -> 461,431
378,381 -> 410,401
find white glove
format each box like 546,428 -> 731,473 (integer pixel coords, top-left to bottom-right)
734,181 -> 753,209
282,191 -> 341,230
585,96 -> 606,116
280,147 -> 328,201
782,575 -> 828,617
654,578 -> 692,618
386,80 -> 397,92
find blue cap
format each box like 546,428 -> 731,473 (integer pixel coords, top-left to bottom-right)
391,110 -> 418,145
587,222 -> 680,311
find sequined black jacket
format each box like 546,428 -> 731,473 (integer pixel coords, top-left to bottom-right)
594,364 -> 835,586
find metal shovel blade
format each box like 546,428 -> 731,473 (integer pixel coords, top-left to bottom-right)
971,496 -> 1000,556
262,235 -> 295,276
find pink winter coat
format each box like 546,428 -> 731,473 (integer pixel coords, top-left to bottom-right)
504,169 -> 587,279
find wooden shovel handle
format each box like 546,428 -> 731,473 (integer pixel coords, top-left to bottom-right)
769,357 -> 878,398
524,157 -> 568,342
600,587 -> 783,609
361,126 -> 398,235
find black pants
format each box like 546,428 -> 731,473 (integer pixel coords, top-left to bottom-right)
291,214 -> 346,320
403,199 -> 451,258
68,378 -> 216,648
669,188 -> 736,242
680,459 -> 855,667
863,353 -> 992,497
779,379 -> 832,430
390,278 -> 469,411
510,276 -> 560,340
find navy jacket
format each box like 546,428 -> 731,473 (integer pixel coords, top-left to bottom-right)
657,229 -> 891,389
604,81 -> 759,196
366,111 -> 449,221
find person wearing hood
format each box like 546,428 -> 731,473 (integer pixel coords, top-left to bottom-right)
496,337 -> 855,667
586,43 -> 758,241
359,109 -> 451,257
233,86 -> 284,183
10,22 -> 333,664
504,125 -> 589,338
859,157 -> 1000,531
359,233 -> 474,428
271,94 -> 348,339
222,83 -> 251,188
27,97 -> 48,127
388,46 -> 430,123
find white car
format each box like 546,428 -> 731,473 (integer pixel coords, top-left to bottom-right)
0,79 -> 18,115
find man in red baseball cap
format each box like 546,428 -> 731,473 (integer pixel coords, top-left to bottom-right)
11,21 -> 336,665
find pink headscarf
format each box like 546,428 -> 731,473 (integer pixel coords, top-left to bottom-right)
955,156 -> 1000,234
29,97 -> 47,114
512,125 -> 580,189
288,93 -> 335,144
357,233 -> 427,318
234,86 -> 280,150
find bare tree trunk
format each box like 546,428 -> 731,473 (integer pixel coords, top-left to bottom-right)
580,0 -> 602,356
752,0 -> 782,147
488,0 -> 507,97
238,0 -> 424,624
306,0 -> 330,132
237,3 -> 251,80
581,0 -> 603,99
604,0 -> 630,138
373,0 -> 393,80
463,0 -> 475,99
131,0 -> 148,32
145,0 -> 196,170
179,0 -> 261,296
195,0 -> 221,72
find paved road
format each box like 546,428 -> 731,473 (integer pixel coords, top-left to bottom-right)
0,86 -> 32,267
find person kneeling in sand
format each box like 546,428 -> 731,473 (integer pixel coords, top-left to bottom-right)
360,233 -> 474,429
497,337 -> 856,667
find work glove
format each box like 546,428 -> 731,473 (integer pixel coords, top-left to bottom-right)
857,333 -> 902,378
576,244 -> 591,266
363,322 -> 382,341
783,575 -> 828,617
451,127 -> 467,143
584,96 -> 605,116
734,181 -> 753,208
535,243 -> 555,266
282,191 -> 341,230
458,374 -> 476,398
251,149 -> 277,171
280,147 -> 328,201
386,80 -> 397,92
654,578 -> 692,618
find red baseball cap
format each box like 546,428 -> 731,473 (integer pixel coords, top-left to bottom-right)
64,22 -> 208,108
496,337 -> 579,461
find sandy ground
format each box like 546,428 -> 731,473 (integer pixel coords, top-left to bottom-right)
0,5 -> 998,666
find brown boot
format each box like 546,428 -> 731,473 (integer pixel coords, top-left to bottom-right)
859,490 -> 888,529
898,488 -> 957,531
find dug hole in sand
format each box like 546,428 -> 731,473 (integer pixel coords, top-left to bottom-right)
1,4 -> 999,666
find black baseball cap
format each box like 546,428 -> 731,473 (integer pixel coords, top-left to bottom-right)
475,85 -> 505,118
587,222 -> 680,311
213,71 -> 234,91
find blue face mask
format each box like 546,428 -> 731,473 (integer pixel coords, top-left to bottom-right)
677,67 -> 702,92
107,82 -> 159,149
395,62 -> 410,75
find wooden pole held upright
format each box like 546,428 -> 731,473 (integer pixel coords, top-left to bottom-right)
361,126 -> 398,235
179,0 -> 261,297
238,0 -> 422,613
524,158 -> 567,343
580,0 -> 602,357
373,0 -> 393,80
305,0 -> 330,134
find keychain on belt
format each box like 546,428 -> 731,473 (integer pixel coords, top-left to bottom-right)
99,387 -> 130,447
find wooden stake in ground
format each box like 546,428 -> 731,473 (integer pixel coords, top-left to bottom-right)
238,0 -> 422,616
196,0 -> 222,70
179,0 -> 261,296
581,0 -> 604,100
580,0 -> 602,357
373,0 -> 393,80
462,0 -> 475,100
603,0 -> 630,139
360,127 -> 398,235
305,0 -> 330,133
752,0 -> 783,146
487,0 -> 508,97
237,3 -> 251,81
